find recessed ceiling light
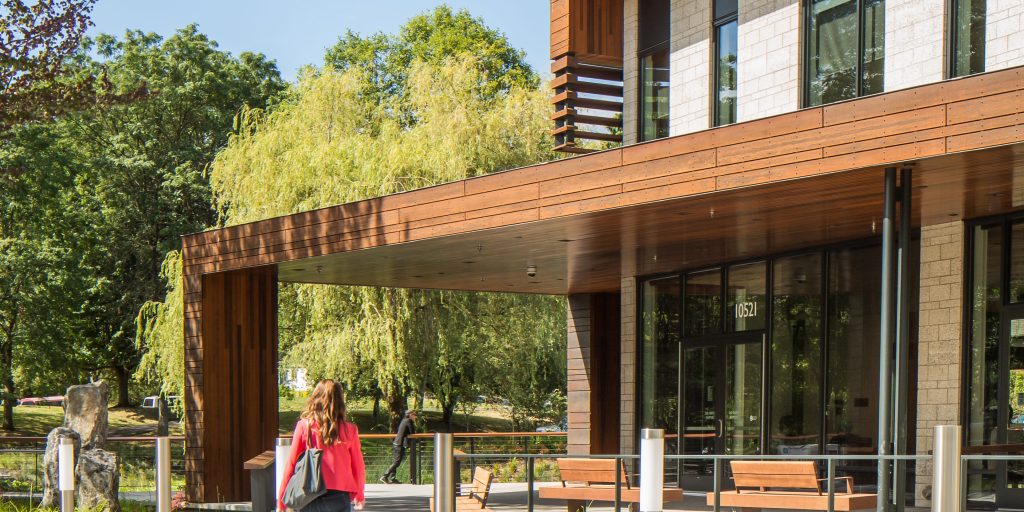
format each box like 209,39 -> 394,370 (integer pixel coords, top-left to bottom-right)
557,239 -> 575,243
462,261 -> 475,264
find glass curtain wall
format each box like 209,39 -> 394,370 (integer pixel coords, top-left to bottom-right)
805,0 -> 885,107
714,0 -> 739,126
640,276 -> 681,448
951,0 -> 986,77
638,0 -> 670,141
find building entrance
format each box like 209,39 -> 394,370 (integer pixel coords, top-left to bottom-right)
680,332 -> 764,490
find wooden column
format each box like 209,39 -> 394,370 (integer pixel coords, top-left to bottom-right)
184,266 -> 278,503
567,293 -> 622,455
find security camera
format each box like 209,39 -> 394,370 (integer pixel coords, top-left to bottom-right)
526,265 -> 537,278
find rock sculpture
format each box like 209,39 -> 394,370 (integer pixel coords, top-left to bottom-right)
41,381 -> 120,512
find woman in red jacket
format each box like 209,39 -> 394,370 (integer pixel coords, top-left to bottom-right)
279,380 -> 366,511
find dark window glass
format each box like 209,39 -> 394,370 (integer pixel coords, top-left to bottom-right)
806,0 -> 885,107
1010,222 -> 1024,303
770,253 -> 823,453
966,225 -> 1002,497
714,0 -> 738,20
726,342 -> 763,454
640,276 -> 681,436
682,346 -> 716,462
826,246 -> 881,454
639,49 -> 671,141
728,261 -> 766,332
715,20 -> 739,127
639,0 -> 670,53
952,0 -> 987,77
685,269 -> 722,337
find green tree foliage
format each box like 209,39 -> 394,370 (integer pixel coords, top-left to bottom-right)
65,26 -> 285,406
141,8 -> 568,431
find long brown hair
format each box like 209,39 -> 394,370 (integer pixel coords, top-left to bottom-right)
301,380 -> 348,446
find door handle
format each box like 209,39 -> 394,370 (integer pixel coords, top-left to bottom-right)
716,418 -> 724,438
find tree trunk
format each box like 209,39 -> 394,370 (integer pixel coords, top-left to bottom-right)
372,390 -> 381,421
157,396 -> 170,436
386,387 -> 407,432
114,365 -> 131,407
441,397 -> 457,431
1,327 -> 14,432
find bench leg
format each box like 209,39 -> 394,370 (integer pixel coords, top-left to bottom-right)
566,499 -> 585,512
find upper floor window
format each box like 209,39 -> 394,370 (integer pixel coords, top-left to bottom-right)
638,0 -> 670,141
951,0 -> 986,77
804,0 -> 885,107
714,0 -> 739,126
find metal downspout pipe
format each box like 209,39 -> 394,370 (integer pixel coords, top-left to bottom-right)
878,167 -> 898,511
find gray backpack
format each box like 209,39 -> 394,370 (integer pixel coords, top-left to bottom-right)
282,420 -> 326,510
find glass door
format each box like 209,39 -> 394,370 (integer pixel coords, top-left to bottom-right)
997,306 -> 1024,507
681,334 -> 764,490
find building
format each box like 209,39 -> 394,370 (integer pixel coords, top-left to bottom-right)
180,0 -> 1024,508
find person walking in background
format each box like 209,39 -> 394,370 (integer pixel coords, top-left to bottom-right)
380,410 -> 417,484
279,380 -> 366,511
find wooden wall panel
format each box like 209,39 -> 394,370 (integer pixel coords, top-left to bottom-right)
185,267 -> 278,503
567,293 -> 621,455
550,0 -> 623,66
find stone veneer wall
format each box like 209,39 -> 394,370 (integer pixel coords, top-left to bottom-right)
885,0 -> 946,91
736,0 -> 800,122
914,220 -> 964,506
622,0 -> 639,146
986,0 -> 1024,72
669,0 -> 711,136
620,277 -> 636,455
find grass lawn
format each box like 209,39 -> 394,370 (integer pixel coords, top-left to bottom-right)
0,406 -> 177,438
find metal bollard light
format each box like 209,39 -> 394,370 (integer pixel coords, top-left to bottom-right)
932,425 -> 961,512
58,437 -> 75,512
156,437 -> 172,512
275,438 -> 292,510
434,433 -> 455,512
640,428 -> 665,512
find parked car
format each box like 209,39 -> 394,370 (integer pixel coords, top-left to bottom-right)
140,395 -> 181,420
17,396 -> 64,406
536,417 -> 567,433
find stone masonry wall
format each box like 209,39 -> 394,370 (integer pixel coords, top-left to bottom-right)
622,0 -> 639,146
914,220 -> 964,507
737,0 -> 800,122
669,0 -> 711,136
986,0 -> 1024,72
885,0 -> 946,91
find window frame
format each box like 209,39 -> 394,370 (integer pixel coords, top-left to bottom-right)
802,0 -> 884,108
713,10 -> 739,127
947,0 -> 987,78
637,42 -> 672,142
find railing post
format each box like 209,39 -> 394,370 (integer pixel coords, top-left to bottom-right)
614,456 -> 622,512
410,438 -> 418,485
433,433 -> 454,512
275,437 -> 291,510
827,457 -> 836,512
58,436 -> 75,512
713,458 -> 722,512
156,437 -> 172,512
640,429 -> 665,512
527,456 -> 535,512
932,425 -> 961,512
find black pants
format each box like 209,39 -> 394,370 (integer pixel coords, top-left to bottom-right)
303,490 -> 351,512
384,443 -> 406,479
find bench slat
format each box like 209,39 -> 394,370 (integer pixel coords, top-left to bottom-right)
539,486 -> 684,503
708,490 -> 877,511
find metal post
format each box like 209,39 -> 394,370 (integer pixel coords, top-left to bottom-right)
58,437 -> 75,512
614,456 -> 622,512
275,437 -> 291,510
893,167 -> 912,512
827,457 -> 836,512
433,433 -> 455,512
640,429 -> 665,512
411,439 -> 418,485
932,426 -> 961,512
713,458 -> 722,512
156,437 -> 172,512
877,167 -> 898,512
527,457 -> 535,512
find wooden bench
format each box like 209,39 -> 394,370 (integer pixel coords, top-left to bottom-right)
538,458 -> 683,510
707,461 -> 877,511
430,467 -> 494,511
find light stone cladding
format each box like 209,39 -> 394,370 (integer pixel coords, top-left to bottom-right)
620,276 -> 636,455
623,0 -> 640,145
736,0 -> 800,122
986,0 -> 1024,71
885,0 -> 946,91
669,0 -> 711,136
913,220 -> 964,507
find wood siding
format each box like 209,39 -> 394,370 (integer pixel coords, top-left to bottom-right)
567,293 -> 621,456
550,0 -> 624,66
185,267 -> 278,502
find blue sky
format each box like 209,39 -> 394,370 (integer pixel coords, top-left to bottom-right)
87,1 -> 550,81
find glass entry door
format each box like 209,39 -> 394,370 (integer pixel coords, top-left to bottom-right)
681,334 -> 764,489
996,306 -> 1024,507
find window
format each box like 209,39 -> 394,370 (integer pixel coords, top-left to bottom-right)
804,0 -> 885,107
951,0 -> 986,77
638,0 -> 670,141
714,0 -> 739,126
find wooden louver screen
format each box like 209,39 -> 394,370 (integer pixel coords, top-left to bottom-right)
550,0 -> 624,154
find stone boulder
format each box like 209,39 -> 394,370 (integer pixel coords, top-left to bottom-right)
40,427 -> 81,509
77,449 -> 121,512
65,381 -> 109,449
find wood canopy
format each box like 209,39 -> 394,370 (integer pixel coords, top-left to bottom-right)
181,65 -> 1024,502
